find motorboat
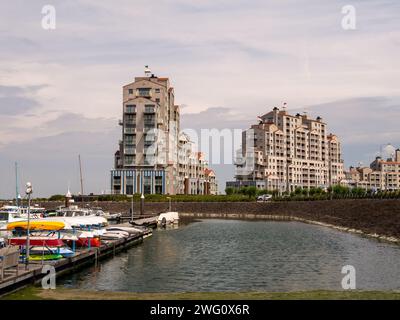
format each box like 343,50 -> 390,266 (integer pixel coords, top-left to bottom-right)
42,215 -> 108,228
0,205 -> 44,220
91,207 -> 122,221
0,206 -> 23,237
157,212 -> 180,225
55,205 -> 92,218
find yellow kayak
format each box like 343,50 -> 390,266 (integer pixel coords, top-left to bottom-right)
7,221 -> 65,231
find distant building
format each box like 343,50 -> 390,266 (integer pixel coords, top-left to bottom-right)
110,70 -> 217,195
345,147 -> 400,191
226,106 -> 345,193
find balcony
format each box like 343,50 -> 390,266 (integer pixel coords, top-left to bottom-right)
145,134 -> 156,142
144,121 -> 155,129
118,119 -> 123,126
125,108 -> 136,114
124,127 -> 136,134
124,148 -> 136,155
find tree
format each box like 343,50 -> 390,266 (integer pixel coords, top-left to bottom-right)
246,186 -> 257,199
48,194 -> 65,201
225,187 -> 234,195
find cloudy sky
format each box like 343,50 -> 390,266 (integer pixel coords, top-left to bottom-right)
0,0 -> 399,198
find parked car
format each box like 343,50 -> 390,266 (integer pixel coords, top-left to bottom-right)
257,194 -> 273,201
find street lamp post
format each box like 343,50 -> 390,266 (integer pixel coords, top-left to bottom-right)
131,194 -> 134,221
166,196 -> 171,212
140,193 -> 145,216
25,182 -> 33,270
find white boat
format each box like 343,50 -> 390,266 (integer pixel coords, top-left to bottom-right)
91,207 -> 122,221
0,205 -> 43,220
0,206 -> 24,237
157,212 -> 180,225
106,226 -> 141,235
42,216 -> 108,228
101,230 -> 129,240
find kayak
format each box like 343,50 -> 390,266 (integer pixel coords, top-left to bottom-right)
75,237 -> 101,247
9,237 -> 64,247
28,247 -> 75,258
7,221 -> 66,231
27,254 -> 63,261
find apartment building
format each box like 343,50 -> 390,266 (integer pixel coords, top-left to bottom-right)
111,70 -> 217,195
227,106 -> 345,192
345,148 -> 400,191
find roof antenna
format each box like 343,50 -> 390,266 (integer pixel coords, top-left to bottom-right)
144,65 -> 151,77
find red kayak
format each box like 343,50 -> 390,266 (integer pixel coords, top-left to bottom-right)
76,237 -> 101,247
9,237 -> 64,247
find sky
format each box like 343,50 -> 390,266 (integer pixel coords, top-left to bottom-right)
0,0 -> 399,198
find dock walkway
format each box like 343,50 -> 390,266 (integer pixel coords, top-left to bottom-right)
0,233 -> 143,296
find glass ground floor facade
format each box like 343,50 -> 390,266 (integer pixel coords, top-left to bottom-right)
111,169 -> 166,195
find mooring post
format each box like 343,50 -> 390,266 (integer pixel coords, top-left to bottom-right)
88,226 -> 91,250
72,227 -> 76,252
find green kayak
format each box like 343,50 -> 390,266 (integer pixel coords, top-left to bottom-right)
27,254 -> 63,261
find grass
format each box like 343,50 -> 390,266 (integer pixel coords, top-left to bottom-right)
3,286 -> 400,300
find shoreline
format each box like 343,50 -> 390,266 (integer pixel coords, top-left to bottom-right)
3,286 -> 400,300
180,212 -> 400,245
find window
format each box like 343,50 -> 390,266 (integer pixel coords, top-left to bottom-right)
155,88 -> 160,93
137,88 -> 151,97
124,156 -> 135,166
144,105 -> 155,113
125,104 -> 136,113
125,134 -> 136,145
156,98 -> 160,103
128,89 -> 133,94
144,116 -> 155,128
125,114 -> 136,127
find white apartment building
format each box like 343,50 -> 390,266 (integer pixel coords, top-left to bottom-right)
345,148 -> 400,191
111,70 -> 217,195
227,106 -> 345,192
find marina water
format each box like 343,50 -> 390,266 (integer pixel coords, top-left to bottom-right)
59,219 -> 400,292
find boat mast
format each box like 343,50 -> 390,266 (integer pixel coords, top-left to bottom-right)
15,162 -> 19,207
79,154 -> 84,195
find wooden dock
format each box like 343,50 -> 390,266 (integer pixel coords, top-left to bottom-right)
0,233 -> 143,296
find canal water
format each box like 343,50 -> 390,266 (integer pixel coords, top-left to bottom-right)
59,219 -> 400,292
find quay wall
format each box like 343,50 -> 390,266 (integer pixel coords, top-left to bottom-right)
32,199 -> 400,240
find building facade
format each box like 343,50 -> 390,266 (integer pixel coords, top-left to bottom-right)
111,71 -> 217,195
345,148 -> 400,191
227,106 -> 345,193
